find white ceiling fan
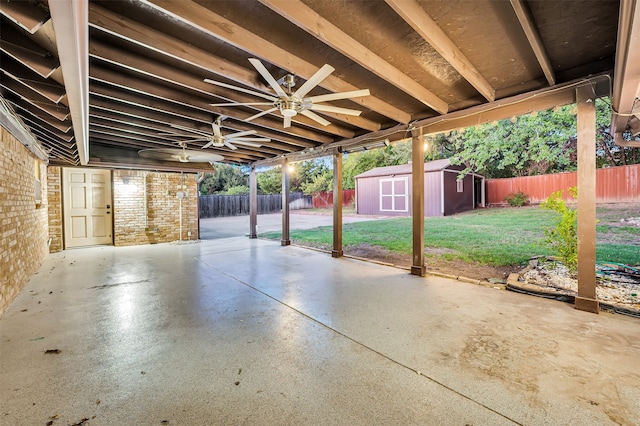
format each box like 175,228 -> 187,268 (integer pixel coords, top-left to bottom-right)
138,141 -> 224,163
159,116 -> 270,150
205,58 -> 370,128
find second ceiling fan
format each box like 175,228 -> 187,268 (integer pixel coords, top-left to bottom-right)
206,58 -> 370,128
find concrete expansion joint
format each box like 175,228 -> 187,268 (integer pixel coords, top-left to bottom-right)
204,259 -> 524,426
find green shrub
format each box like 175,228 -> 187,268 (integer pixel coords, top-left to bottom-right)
541,187 -> 578,274
224,185 -> 250,195
504,191 -> 529,207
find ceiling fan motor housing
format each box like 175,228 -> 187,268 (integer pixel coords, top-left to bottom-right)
276,98 -> 303,117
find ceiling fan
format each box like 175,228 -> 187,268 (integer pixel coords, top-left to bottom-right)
138,142 -> 224,163
205,58 -> 370,128
159,116 -> 270,150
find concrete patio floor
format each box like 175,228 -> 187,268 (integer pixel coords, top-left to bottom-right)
1,238 -> 639,425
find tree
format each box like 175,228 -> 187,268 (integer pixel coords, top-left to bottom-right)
257,166 -> 282,194
301,169 -> 332,194
199,163 -> 248,195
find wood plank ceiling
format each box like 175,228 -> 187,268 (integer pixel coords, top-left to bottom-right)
0,0 -> 627,170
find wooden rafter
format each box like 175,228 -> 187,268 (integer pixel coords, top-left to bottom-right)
1,77 -> 69,120
89,39 -> 381,132
260,0 -> 448,113
509,0 -> 556,86
0,0 -> 50,34
384,0 -> 496,102
7,96 -> 72,132
0,23 -> 59,78
89,61 -> 356,139
1,54 -> 66,103
141,0 -> 410,124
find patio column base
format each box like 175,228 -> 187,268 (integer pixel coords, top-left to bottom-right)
281,239 -> 291,246
411,265 -> 426,277
331,250 -> 343,258
575,296 -> 599,313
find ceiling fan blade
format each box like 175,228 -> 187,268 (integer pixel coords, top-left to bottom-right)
229,137 -> 271,142
248,58 -> 287,98
169,138 -> 209,143
204,79 -> 277,102
283,115 -> 292,128
245,107 -> 278,122
307,89 -> 370,103
293,64 -> 335,99
310,104 -> 363,116
300,109 -> 331,126
226,130 -> 257,139
202,140 -> 215,149
231,140 -> 263,147
225,141 -> 238,150
209,102 -> 273,107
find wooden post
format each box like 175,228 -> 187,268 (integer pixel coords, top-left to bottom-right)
249,165 -> 258,239
411,128 -> 426,276
281,161 -> 291,246
575,85 -> 598,313
332,148 -> 344,258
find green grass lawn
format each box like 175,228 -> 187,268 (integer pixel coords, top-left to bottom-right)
263,206 -> 639,267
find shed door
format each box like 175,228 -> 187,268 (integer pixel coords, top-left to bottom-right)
63,168 -> 113,248
379,177 -> 408,212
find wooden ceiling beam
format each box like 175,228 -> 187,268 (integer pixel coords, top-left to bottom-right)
260,0 -> 448,113
89,60 -> 355,139
18,112 -> 74,142
89,107 -> 317,151
88,144 -> 226,171
90,118 -> 285,157
89,112 -> 295,155
89,39 -> 381,132
384,0 -> 496,102
141,0 -> 410,124
24,117 -> 75,144
88,76 -> 336,144
1,77 -> 70,120
1,54 -> 66,103
509,0 -> 556,86
89,134 -> 264,163
6,96 -> 72,132
0,22 -> 59,78
0,0 -> 50,34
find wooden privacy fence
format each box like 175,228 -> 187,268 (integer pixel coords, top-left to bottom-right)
486,164 -> 640,204
199,192 -> 312,218
312,189 -> 356,208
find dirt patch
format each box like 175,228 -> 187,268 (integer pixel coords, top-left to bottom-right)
345,243 -> 517,280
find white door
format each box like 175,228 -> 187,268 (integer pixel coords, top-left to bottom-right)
63,168 -> 113,248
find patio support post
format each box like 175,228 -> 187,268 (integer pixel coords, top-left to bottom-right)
249,165 -> 258,239
575,84 -> 599,313
281,160 -> 291,246
332,148 -> 344,258
411,127 -> 426,276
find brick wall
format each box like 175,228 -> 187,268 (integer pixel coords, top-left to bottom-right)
113,170 -> 198,246
0,126 -> 49,314
47,166 -> 63,253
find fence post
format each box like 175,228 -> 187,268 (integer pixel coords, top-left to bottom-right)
332,148 -> 344,258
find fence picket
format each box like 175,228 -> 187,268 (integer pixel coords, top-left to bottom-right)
199,192 -> 312,218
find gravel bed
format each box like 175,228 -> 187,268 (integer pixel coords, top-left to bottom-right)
522,259 -> 640,310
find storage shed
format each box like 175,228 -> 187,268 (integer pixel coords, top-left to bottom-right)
354,159 -> 484,217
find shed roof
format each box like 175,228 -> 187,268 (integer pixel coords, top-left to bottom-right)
355,159 -> 453,179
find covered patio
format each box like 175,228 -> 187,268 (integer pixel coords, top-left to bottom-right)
1,238 -> 639,425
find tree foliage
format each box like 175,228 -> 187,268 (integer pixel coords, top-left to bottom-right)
444,98 -> 639,179
199,163 -> 248,195
257,166 -> 282,194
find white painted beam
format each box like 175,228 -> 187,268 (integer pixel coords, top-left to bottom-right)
48,0 -> 89,165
